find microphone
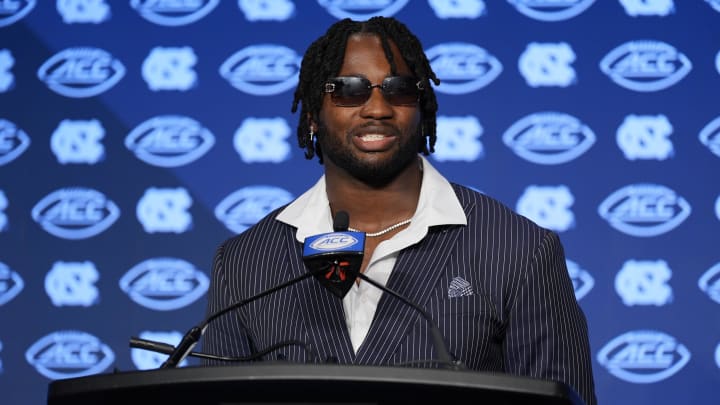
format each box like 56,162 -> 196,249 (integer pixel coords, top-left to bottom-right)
302,211 -> 462,370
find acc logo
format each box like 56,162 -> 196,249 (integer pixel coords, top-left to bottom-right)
120,258 -> 209,311
507,0 -> 596,22
503,112 -> 595,165
130,0 -> 219,26
599,40 -> 691,92
310,233 -> 360,251
220,45 -> 301,96
598,184 -> 691,237
426,43 -> 502,94
131,331 -> 186,370
37,47 -> 125,98
0,118 -> 31,166
0,261 -> 24,306
215,185 -> 294,234
25,331 -> 115,379
566,259 -> 593,300
597,330 -> 690,383
0,0 -> 35,27
619,0 -> 674,16
31,187 -> 120,240
125,115 -> 215,167
699,115 -> 720,158
698,262 -> 720,304
318,0 -> 409,19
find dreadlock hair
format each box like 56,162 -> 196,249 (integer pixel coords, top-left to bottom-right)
291,16 -> 440,163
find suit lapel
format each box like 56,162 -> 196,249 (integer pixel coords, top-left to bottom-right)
354,223 -> 464,365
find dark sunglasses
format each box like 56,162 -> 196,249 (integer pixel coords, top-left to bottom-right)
323,76 -> 424,107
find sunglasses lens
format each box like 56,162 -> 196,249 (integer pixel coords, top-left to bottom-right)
326,76 -> 421,107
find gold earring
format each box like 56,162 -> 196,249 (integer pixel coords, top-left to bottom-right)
308,128 -> 315,144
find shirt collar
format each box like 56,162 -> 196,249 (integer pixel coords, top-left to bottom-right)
276,155 -> 467,242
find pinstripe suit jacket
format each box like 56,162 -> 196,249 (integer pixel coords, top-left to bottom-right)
202,183 -> 597,405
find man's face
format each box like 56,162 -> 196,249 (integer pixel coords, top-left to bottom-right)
316,34 -> 421,186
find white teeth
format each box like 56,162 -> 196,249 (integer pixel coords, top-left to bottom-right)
360,134 -> 385,141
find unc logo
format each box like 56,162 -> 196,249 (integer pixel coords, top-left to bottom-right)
31,187 -> 121,240
318,0 -> 409,19
597,330 -> 691,383
309,233 -> 359,251
142,47 -> 197,91
428,0 -> 486,19
615,260 -> 673,306
25,331 -> 115,380
120,258 -> 209,311
0,261 -> 24,306
566,259 -> 593,300
699,115 -> 720,158
57,0 -> 111,24
617,114 -> 673,160
234,117 -> 292,163
136,187 -> 193,234
599,40 -> 692,92
433,115 -> 484,162
0,118 -> 31,166
0,49 -> 14,92
0,0 -> 36,27
45,261 -> 99,307
131,331 -> 186,370
507,0 -> 596,22
0,190 -> 7,232
130,0 -> 219,26
516,185 -> 575,232
215,185 -> 294,234
220,45 -> 301,96
519,42 -> 576,87
51,119 -> 105,164
239,0 -> 295,21
37,47 -> 125,98
698,262 -> 720,305
125,115 -> 215,167
619,0 -> 674,16
426,43 -> 502,94
503,112 -> 595,165
598,184 -> 691,237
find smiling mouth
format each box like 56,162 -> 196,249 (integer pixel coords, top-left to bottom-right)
359,134 -> 389,141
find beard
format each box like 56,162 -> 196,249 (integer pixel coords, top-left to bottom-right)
317,121 -> 421,188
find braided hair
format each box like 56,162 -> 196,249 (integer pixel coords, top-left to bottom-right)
291,16 -> 440,163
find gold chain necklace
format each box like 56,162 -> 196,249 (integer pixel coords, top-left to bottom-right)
348,218 -> 412,237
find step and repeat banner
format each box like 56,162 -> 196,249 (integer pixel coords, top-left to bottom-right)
1,1 -> 719,404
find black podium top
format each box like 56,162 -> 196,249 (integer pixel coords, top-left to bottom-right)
48,364 -> 584,405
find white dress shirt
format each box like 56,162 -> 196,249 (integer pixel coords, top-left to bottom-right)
276,156 -> 466,352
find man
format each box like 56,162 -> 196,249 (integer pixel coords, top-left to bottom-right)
203,17 -> 597,405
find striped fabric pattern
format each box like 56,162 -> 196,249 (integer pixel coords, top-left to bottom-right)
202,184 -> 597,405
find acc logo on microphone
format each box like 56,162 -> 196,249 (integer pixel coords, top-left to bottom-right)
698,262 -> 720,305
598,184 -> 690,237
37,47 -> 125,98
310,233 -> 360,251
0,118 -> 31,166
318,0 -> 409,19
120,258 -> 209,311
597,330 -> 690,383
215,186 -> 294,234
699,115 -> 720,158
566,259 -> 593,300
130,0 -> 219,26
125,115 -> 215,167
0,0 -> 36,27
0,261 -> 24,306
220,45 -> 301,96
32,187 -> 120,240
25,331 -> 115,380
508,0 -> 597,22
503,112 -> 595,164
426,43 -> 502,94
599,40 -> 691,92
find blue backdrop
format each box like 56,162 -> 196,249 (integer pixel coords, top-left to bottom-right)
1,1 -> 719,404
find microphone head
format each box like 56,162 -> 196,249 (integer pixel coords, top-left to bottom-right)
302,230 -> 365,298
333,211 -> 350,232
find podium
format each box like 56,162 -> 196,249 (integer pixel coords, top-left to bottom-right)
47,364 -> 584,404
